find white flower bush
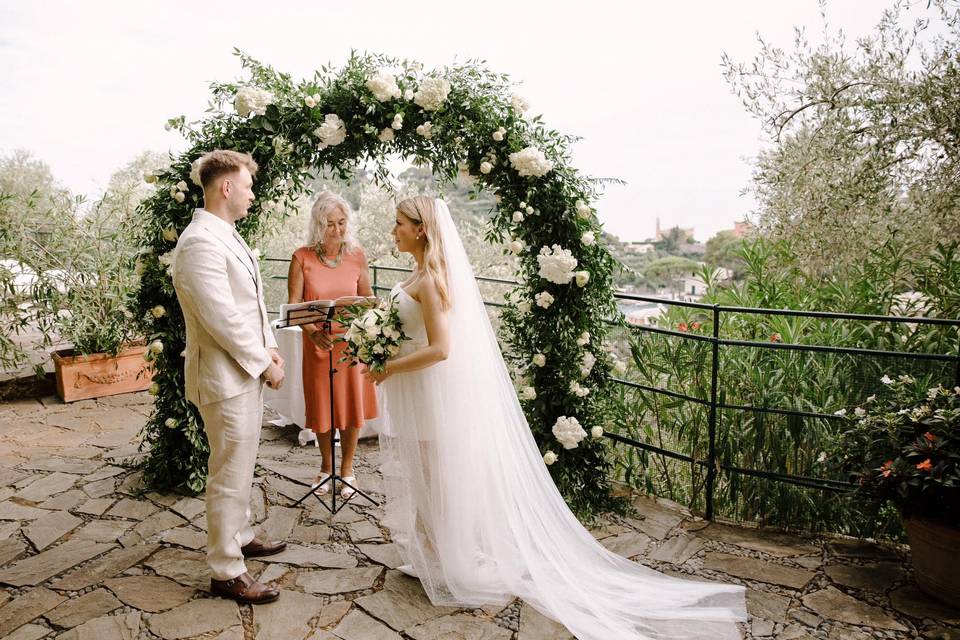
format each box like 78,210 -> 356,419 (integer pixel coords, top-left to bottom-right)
552,416 -> 587,449
414,77 -> 451,111
314,114 -> 347,148
509,146 -> 554,177
366,70 -> 401,102
537,244 -> 577,284
535,291 -> 555,309
234,86 -> 273,117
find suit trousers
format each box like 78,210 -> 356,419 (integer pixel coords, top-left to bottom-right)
200,384 -> 263,580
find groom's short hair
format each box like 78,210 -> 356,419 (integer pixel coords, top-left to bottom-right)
197,150 -> 259,190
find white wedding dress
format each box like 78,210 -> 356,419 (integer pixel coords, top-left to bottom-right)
377,199 -> 746,640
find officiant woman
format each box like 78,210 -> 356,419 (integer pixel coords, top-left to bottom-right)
287,191 -> 378,498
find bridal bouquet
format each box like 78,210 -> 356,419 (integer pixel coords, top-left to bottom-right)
339,297 -> 408,373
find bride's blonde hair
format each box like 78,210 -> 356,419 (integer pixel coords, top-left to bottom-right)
396,196 -> 451,311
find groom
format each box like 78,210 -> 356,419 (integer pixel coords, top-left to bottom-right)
172,149 -> 287,604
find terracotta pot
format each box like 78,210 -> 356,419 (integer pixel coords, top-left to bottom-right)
903,515 -> 960,609
52,346 -> 154,403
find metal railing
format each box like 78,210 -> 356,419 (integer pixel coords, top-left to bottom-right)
265,259 -> 960,521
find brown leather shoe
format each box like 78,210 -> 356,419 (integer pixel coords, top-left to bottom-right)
210,572 -> 279,604
241,538 -> 287,558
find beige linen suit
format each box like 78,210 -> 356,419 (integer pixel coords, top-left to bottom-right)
172,208 -> 277,580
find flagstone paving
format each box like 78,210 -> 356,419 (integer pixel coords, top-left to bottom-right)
1,391 -> 959,639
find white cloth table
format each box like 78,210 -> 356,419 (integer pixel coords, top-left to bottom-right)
264,321 -> 379,445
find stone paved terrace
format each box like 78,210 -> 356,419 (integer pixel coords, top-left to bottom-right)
1,392 -> 959,640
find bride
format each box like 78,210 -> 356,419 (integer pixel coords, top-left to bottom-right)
364,196 -> 746,640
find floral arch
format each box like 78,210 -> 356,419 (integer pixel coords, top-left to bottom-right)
133,52 -> 626,515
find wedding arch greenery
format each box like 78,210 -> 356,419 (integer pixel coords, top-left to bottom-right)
132,51 -> 626,515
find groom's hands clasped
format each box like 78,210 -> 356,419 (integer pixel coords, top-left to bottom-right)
264,347 -> 285,390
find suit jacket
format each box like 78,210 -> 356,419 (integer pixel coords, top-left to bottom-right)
172,209 -> 278,407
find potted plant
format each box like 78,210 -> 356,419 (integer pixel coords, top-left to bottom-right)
834,374 -> 960,607
1,187 -> 153,401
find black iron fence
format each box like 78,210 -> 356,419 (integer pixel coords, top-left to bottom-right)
264,259 -> 960,522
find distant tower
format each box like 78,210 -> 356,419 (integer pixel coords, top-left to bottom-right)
655,216 -> 662,241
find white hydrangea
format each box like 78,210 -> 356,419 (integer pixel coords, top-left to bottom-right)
379,127 -> 395,142
314,114 -> 347,148
552,416 -> 587,449
414,77 -> 451,111
532,353 -> 546,367
569,381 -> 590,397
509,146 -> 554,177
234,86 -> 273,117
581,231 -> 596,246
416,121 -> 433,139
511,93 -> 530,112
480,161 -> 493,175
575,271 -> 590,288
520,386 -> 537,400
366,71 -> 401,102
580,352 -> 596,376
189,159 -> 203,187
391,113 -> 404,130
537,244 -> 577,284
535,291 -> 554,309
143,172 -> 158,184
512,210 -> 524,223
590,426 -> 604,439
543,451 -> 558,465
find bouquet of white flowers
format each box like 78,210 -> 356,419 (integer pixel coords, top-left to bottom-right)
339,297 -> 408,373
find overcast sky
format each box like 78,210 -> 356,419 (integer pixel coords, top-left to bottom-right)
0,1 -> 933,242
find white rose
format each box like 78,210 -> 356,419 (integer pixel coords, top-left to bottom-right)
581,231 -> 596,246
511,93 -> 530,112
189,159 -> 203,187
509,239 -> 524,255
403,88 -> 414,101
480,161 -> 493,175
392,113 -> 404,130
151,305 -> 166,319
535,291 -> 554,309
234,86 -> 273,117
493,127 -> 506,142
575,271 -> 590,288
366,71 -> 401,102
526,205 -> 535,215
304,95 -> 317,108
509,146 -> 554,178
543,451 -> 558,465
580,352 -> 596,376
158,250 -> 177,277
176,180 -> 188,192
373,344 -> 384,354
537,244 -> 577,284
517,300 -> 532,314
520,386 -> 537,400
149,340 -> 164,354
414,76 -> 451,111
314,114 -> 347,147
576,200 -> 593,219
590,426 -> 604,439
577,331 -> 590,346
552,416 -> 587,449
164,418 -> 178,429
379,127 -> 395,142
881,375 -> 893,384
512,211 -> 524,223
532,353 -> 546,367
162,227 -> 178,243
569,381 -> 590,397
173,191 -> 186,203
416,121 -> 433,139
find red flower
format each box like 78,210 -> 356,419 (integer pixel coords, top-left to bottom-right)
677,322 -> 688,332
923,431 -> 937,443
881,460 -> 894,478
770,333 -> 783,343
916,459 -> 933,472
691,321 -> 702,331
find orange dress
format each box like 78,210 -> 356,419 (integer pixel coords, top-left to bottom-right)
292,246 -> 378,433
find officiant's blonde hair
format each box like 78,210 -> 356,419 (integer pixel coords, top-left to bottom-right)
397,196 -> 451,311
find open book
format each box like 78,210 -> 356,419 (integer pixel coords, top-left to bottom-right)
278,296 -> 377,328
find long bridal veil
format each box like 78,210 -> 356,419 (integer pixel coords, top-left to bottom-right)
378,199 -> 746,640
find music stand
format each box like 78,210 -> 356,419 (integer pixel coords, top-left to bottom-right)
277,298 -> 379,515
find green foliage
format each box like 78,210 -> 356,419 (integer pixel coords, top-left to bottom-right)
832,376 -> 960,528
134,51 -> 625,515
611,236 -> 960,534
722,1 -> 960,274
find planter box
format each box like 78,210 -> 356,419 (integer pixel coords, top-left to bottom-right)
904,515 -> 960,609
52,346 -> 154,403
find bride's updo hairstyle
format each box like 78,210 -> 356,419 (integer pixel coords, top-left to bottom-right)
396,196 -> 451,311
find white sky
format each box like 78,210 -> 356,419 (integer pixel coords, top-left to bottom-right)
0,1 -> 935,242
